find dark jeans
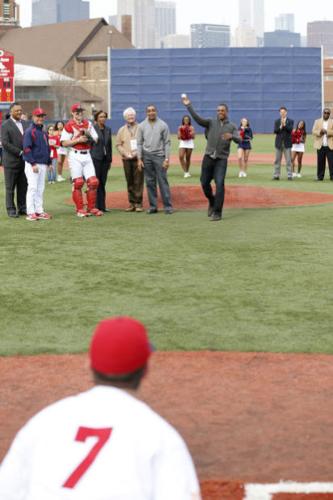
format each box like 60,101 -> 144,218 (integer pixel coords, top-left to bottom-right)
200,155 -> 228,216
123,158 -> 144,206
93,158 -> 110,211
143,152 -> 172,210
317,146 -> 333,180
4,167 -> 27,215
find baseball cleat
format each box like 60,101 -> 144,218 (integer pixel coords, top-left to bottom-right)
89,208 -> 104,216
36,212 -> 52,220
26,213 -> 39,221
77,209 -> 90,217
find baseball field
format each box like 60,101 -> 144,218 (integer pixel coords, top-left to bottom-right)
1,133 -> 333,499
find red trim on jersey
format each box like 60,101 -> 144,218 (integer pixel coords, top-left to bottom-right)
65,119 -> 91,150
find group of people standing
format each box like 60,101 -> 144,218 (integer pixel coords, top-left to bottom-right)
273,106 -> 333,181
3,98 -> 333,224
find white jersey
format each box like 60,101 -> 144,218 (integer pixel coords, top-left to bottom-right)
0,386 -> 201,500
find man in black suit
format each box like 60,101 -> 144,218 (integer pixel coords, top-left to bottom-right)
90,110 -> 112,212
273,106 -> 294,180
1,102 -> 28,217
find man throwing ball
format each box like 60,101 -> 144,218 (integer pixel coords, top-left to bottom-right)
182,94 -> 241,221
0,316 -> 201,500
61,103 -> 103,217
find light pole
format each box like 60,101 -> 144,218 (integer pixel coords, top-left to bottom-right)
108,30 -> 112,118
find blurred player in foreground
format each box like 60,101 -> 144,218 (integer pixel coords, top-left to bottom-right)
0,316 -> 201,500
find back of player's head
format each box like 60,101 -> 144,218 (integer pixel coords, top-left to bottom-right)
90,317 -> 152,389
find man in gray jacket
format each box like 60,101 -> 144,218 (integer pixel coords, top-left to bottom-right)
182,95 -> 240,221
137,104 -> 173,214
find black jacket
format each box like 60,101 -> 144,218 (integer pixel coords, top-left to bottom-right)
274,118 -> 294,149
186,104 -> 240,159
1,118 -> 29,169
90,124 -> 112,163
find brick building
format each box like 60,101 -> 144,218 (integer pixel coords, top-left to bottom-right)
0,18 -> 133,115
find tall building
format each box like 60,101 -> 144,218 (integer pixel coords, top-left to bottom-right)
32,0 -> 89,26
238,0 -> 252,28
264,30 -> 300,48
0,0 -> 20,28
275,13 -> 294,32
307,21 -> 333,57
234,25 -> 257,47
191,24 -> 230,48
162,34 -> 189,48
237,0 -> 264,45
117,0 -> 156,48
253,0 -> 264,38
155,1 -> 176,39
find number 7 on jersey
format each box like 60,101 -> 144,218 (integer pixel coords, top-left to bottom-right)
63,427 -> 112,489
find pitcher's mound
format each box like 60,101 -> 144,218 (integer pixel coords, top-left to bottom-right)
106,185 -> 333,210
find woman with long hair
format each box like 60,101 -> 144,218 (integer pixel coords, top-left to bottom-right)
178,115 -> 195,178
54,121 -> 67,182
291,120 -> 306,178
237,118 -> 253,178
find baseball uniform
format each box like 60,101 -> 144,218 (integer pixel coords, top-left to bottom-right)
61,119 -> 102,216
0,386 -> 201,500
23,119 -> 51,219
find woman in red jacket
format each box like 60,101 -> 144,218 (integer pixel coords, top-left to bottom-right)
178,115 -> 195,178
291,120 -> 306,178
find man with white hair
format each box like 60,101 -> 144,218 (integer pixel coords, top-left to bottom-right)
116,107 -> 144,212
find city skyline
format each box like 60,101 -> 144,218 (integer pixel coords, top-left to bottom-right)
16,0 -> 333,36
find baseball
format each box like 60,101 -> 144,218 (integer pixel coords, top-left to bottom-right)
181,93 -> 187,98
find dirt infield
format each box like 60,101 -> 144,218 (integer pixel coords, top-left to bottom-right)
106,185 -> 333,211
1,352 -> 333,499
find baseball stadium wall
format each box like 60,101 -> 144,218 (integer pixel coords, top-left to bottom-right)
109,47 -> 323,133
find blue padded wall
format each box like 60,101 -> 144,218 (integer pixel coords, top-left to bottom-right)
110,47 -> 322,134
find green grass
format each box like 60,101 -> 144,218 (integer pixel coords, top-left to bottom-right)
167,133 -> 314,156
1,136 -> 332,356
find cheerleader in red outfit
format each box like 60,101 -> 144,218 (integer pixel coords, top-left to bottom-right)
237,118 -> 253,178
178,115 -> 195,178
291,120 -> 306,178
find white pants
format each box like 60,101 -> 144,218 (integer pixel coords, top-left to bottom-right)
25,163 -> 47,215
68,150 -> 96,180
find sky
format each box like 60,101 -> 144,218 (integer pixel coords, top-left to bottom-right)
17,0 -> 333,36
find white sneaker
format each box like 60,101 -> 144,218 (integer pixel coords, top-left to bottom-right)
238,171 -> 246,178
184,172 -> 191,178
57,175 -> 65,182
292,172 -> 297,178
297,173 -> 302,178
243,172 -> 247,177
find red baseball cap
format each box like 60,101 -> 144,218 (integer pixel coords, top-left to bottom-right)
71,103 -> 85,113
32,107 -> 47,116
89,317 -> 152,376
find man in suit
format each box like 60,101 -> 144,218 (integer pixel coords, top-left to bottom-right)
312,108 -> 333,181
90,110 -> 112,212
1,102 -> 28,217
273,106 -> 294,180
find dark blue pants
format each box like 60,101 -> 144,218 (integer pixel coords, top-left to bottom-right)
200,155 -> 228,216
